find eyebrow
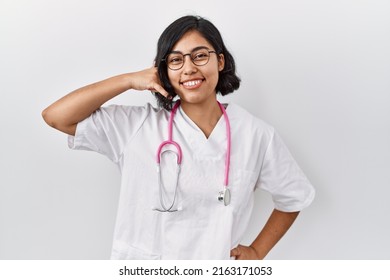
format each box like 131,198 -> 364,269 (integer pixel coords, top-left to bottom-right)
170,45 -> 211,54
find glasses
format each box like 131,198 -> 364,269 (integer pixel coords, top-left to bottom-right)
163,48 -> 217,70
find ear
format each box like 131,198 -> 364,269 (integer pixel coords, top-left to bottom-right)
218,53 -> 225,72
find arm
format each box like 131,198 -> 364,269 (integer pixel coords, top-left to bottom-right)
230,209 -> 299,260
42,67 -> 168,136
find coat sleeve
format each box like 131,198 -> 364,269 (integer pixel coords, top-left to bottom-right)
256,130 -> 315,212
68,104 -> 151,163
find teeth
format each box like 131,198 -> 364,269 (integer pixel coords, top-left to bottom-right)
183,80 -> 201,87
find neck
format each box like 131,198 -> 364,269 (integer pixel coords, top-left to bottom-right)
180,98 -> 222,138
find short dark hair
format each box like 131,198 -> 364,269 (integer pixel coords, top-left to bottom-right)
154,15 -> 241,110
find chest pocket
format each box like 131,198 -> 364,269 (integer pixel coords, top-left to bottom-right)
228,169 -> 258,212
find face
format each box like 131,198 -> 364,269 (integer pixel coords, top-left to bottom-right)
167,30 -> 225,107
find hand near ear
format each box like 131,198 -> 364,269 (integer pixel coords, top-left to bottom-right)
129,67 -> 169,98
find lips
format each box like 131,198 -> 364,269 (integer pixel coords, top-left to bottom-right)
181,79 -> 204,89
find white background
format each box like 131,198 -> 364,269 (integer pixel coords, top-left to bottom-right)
1,0 -> 389,259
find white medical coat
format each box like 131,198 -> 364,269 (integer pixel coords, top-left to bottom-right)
68,102 -> 315,259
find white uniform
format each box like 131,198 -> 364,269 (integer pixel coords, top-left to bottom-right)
68,102 -> 315,259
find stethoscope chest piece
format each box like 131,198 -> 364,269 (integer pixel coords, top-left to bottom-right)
218,188 -> 231,206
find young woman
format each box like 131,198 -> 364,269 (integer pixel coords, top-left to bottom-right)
42,15 -> 314,260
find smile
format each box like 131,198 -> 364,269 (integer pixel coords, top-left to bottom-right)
181,79 -> 204,89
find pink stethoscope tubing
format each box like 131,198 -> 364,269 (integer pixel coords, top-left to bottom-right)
156,101 -> 183,164
155,100 -> 231,210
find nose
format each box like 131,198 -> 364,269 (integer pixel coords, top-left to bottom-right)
182,54 -> 197,74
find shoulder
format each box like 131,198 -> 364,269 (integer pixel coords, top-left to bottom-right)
227,103 -> 275,137
98,103 -> 160,115
94,103 -> 167,121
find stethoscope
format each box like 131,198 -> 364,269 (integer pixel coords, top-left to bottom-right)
154,100 -> 231,212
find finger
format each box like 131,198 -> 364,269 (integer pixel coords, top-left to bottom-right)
230,247 -> 240,257
153,84 -> 170,99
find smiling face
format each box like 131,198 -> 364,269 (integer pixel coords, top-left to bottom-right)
167,30 -> 225,107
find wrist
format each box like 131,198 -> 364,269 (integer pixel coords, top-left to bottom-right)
249,245 -> 264,260
120,73 -> 135,90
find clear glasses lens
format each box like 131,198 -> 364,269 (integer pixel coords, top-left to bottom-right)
166,49 -> 212,70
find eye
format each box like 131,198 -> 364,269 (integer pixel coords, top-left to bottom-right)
168,55 -> 183,65
192,51 -> 209,61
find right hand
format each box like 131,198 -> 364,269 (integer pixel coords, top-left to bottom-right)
129,67 -> 170,98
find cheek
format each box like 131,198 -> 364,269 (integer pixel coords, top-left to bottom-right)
206,68 -> 220,84
207,62 -> 221,79
167,71 -> 178,85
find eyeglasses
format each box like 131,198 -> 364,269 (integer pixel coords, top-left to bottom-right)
162,48 -> 217,70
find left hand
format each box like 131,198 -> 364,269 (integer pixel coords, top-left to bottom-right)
230,244 -> 260,260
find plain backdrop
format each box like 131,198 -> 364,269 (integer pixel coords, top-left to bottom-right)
1,0 -> 389,259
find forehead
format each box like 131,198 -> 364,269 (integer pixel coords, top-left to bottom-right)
172,30 -> 213,52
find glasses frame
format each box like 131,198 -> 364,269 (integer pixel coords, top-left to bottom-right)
162,49 -> 217,71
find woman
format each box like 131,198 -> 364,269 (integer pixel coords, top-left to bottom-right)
42,15 -> 314,260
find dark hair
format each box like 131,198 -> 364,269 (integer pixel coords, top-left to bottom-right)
154,15 -> 240,110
